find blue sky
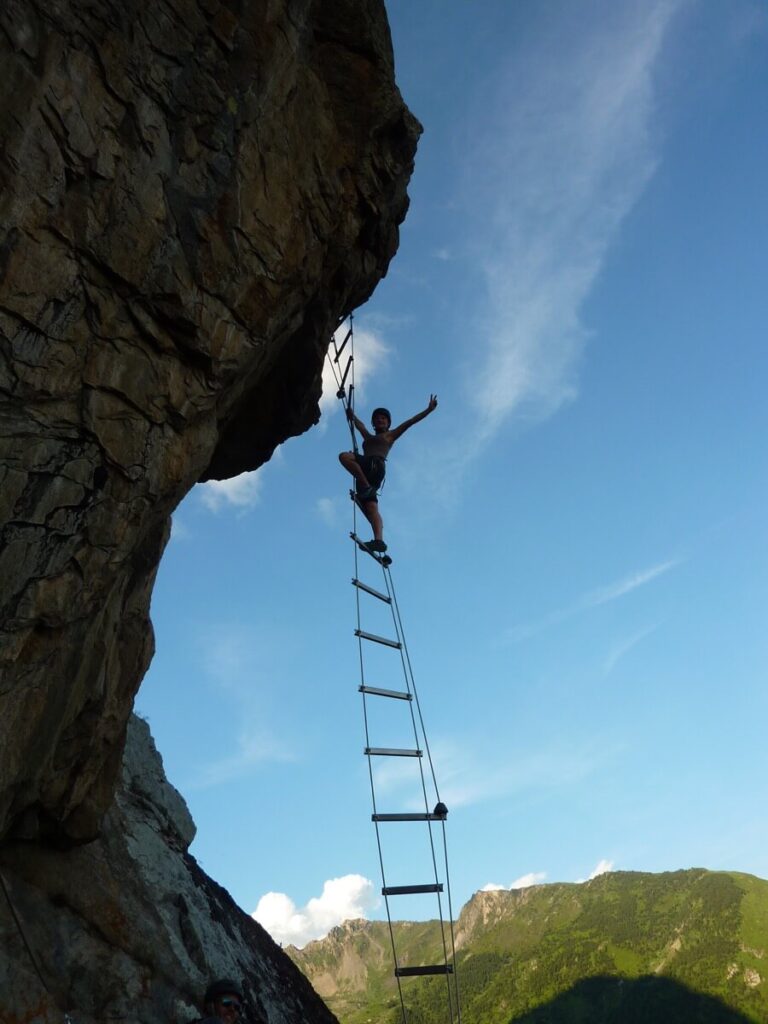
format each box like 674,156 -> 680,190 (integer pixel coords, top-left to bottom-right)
136,0 -> 768,947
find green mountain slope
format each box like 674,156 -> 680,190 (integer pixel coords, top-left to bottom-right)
287,869 -> 768,1024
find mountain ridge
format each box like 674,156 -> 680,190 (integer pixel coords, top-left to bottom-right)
288,868 -> 768,1023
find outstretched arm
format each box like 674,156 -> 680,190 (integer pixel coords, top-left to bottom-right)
346,407 -> 372,440
389,395 -> 438,442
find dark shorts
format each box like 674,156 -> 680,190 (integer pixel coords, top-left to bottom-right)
355,454 -> 386,502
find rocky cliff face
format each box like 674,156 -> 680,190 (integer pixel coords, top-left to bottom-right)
0,0 -> 418,847
0,0 -> 419,1018
1,715 -> 342,1023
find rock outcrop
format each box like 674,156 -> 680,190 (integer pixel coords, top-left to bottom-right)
0,0 -> 419,841
0,0 -> 419,1019
0,716 -> 340,1023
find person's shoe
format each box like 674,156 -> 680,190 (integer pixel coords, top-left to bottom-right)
361,539 -> 385,554
357,485 -> 376,501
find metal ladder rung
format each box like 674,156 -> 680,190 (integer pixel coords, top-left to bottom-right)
352,578 -> 391,603
365,747 -> 422,758
372,813 -> 446,822
355,629 -> 401,650
382,884 -> 443,896
338,353 -> 353,390
333,327 -> 352,362
359,685 -> 412,701
395,965 -> 454,977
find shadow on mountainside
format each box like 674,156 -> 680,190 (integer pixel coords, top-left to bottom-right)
508,974 -> 756,1024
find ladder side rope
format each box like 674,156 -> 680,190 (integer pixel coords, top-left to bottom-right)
343,319 -> 408,1021
342,317 -> 409,1015
327,313 -> 359,455
366,552 -> 454,1024
383,563 -> 461,1023
355,529 -> 409,1023
330,315 -> 461,1024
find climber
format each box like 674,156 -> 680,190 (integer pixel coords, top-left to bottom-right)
339,395 -> 438,553
194,977 -> 246,1023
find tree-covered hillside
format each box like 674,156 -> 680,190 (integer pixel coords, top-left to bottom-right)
288,870 -> 768,1024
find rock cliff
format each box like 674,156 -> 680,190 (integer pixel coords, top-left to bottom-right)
0,0 -> 419,1019
1,716 -> 341,1023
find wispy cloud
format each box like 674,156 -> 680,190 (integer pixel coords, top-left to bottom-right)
253,874 -> 380,948
185,622 -> 296,788
585,562 -> 679,608
189,730 -> 295,790
506,558 -> 680,643
316,496 -> 340,528
373,736 -> 608,813
603,622 -> 662,674
169,515 -> 191,542
466,1 -> 683,440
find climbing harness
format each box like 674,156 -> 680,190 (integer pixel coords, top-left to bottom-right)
327,318 -> 462,1024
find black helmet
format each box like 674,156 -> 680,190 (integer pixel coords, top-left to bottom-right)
371,407 -> 391,427
204,978 -> 244,1003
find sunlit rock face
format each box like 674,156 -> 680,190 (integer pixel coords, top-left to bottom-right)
0,716 -> 341,1023
0,0 -> 418,1018
0,0 -> 419,845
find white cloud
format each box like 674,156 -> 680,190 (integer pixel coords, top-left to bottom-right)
511,871 -> 547,889
197,470 -> 263,513
253,874 -> 380,948
481,872 -> 547,892
316,496 -> 340,527
320,324 -> 391,424
589,858 -> 614,879
439,0 -> 680,452
577,858 -> 616,882
506,558 -> 679,643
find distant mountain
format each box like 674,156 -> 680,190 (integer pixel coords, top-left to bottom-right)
288,869 -> 768,1023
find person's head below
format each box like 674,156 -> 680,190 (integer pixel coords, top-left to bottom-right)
371,407 -> 391,432
203,978 -> 244,1023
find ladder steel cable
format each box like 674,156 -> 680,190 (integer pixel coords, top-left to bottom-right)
330,315 -> 461,1024
383,564 -> 460,1023
440,817 -> 463,1019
